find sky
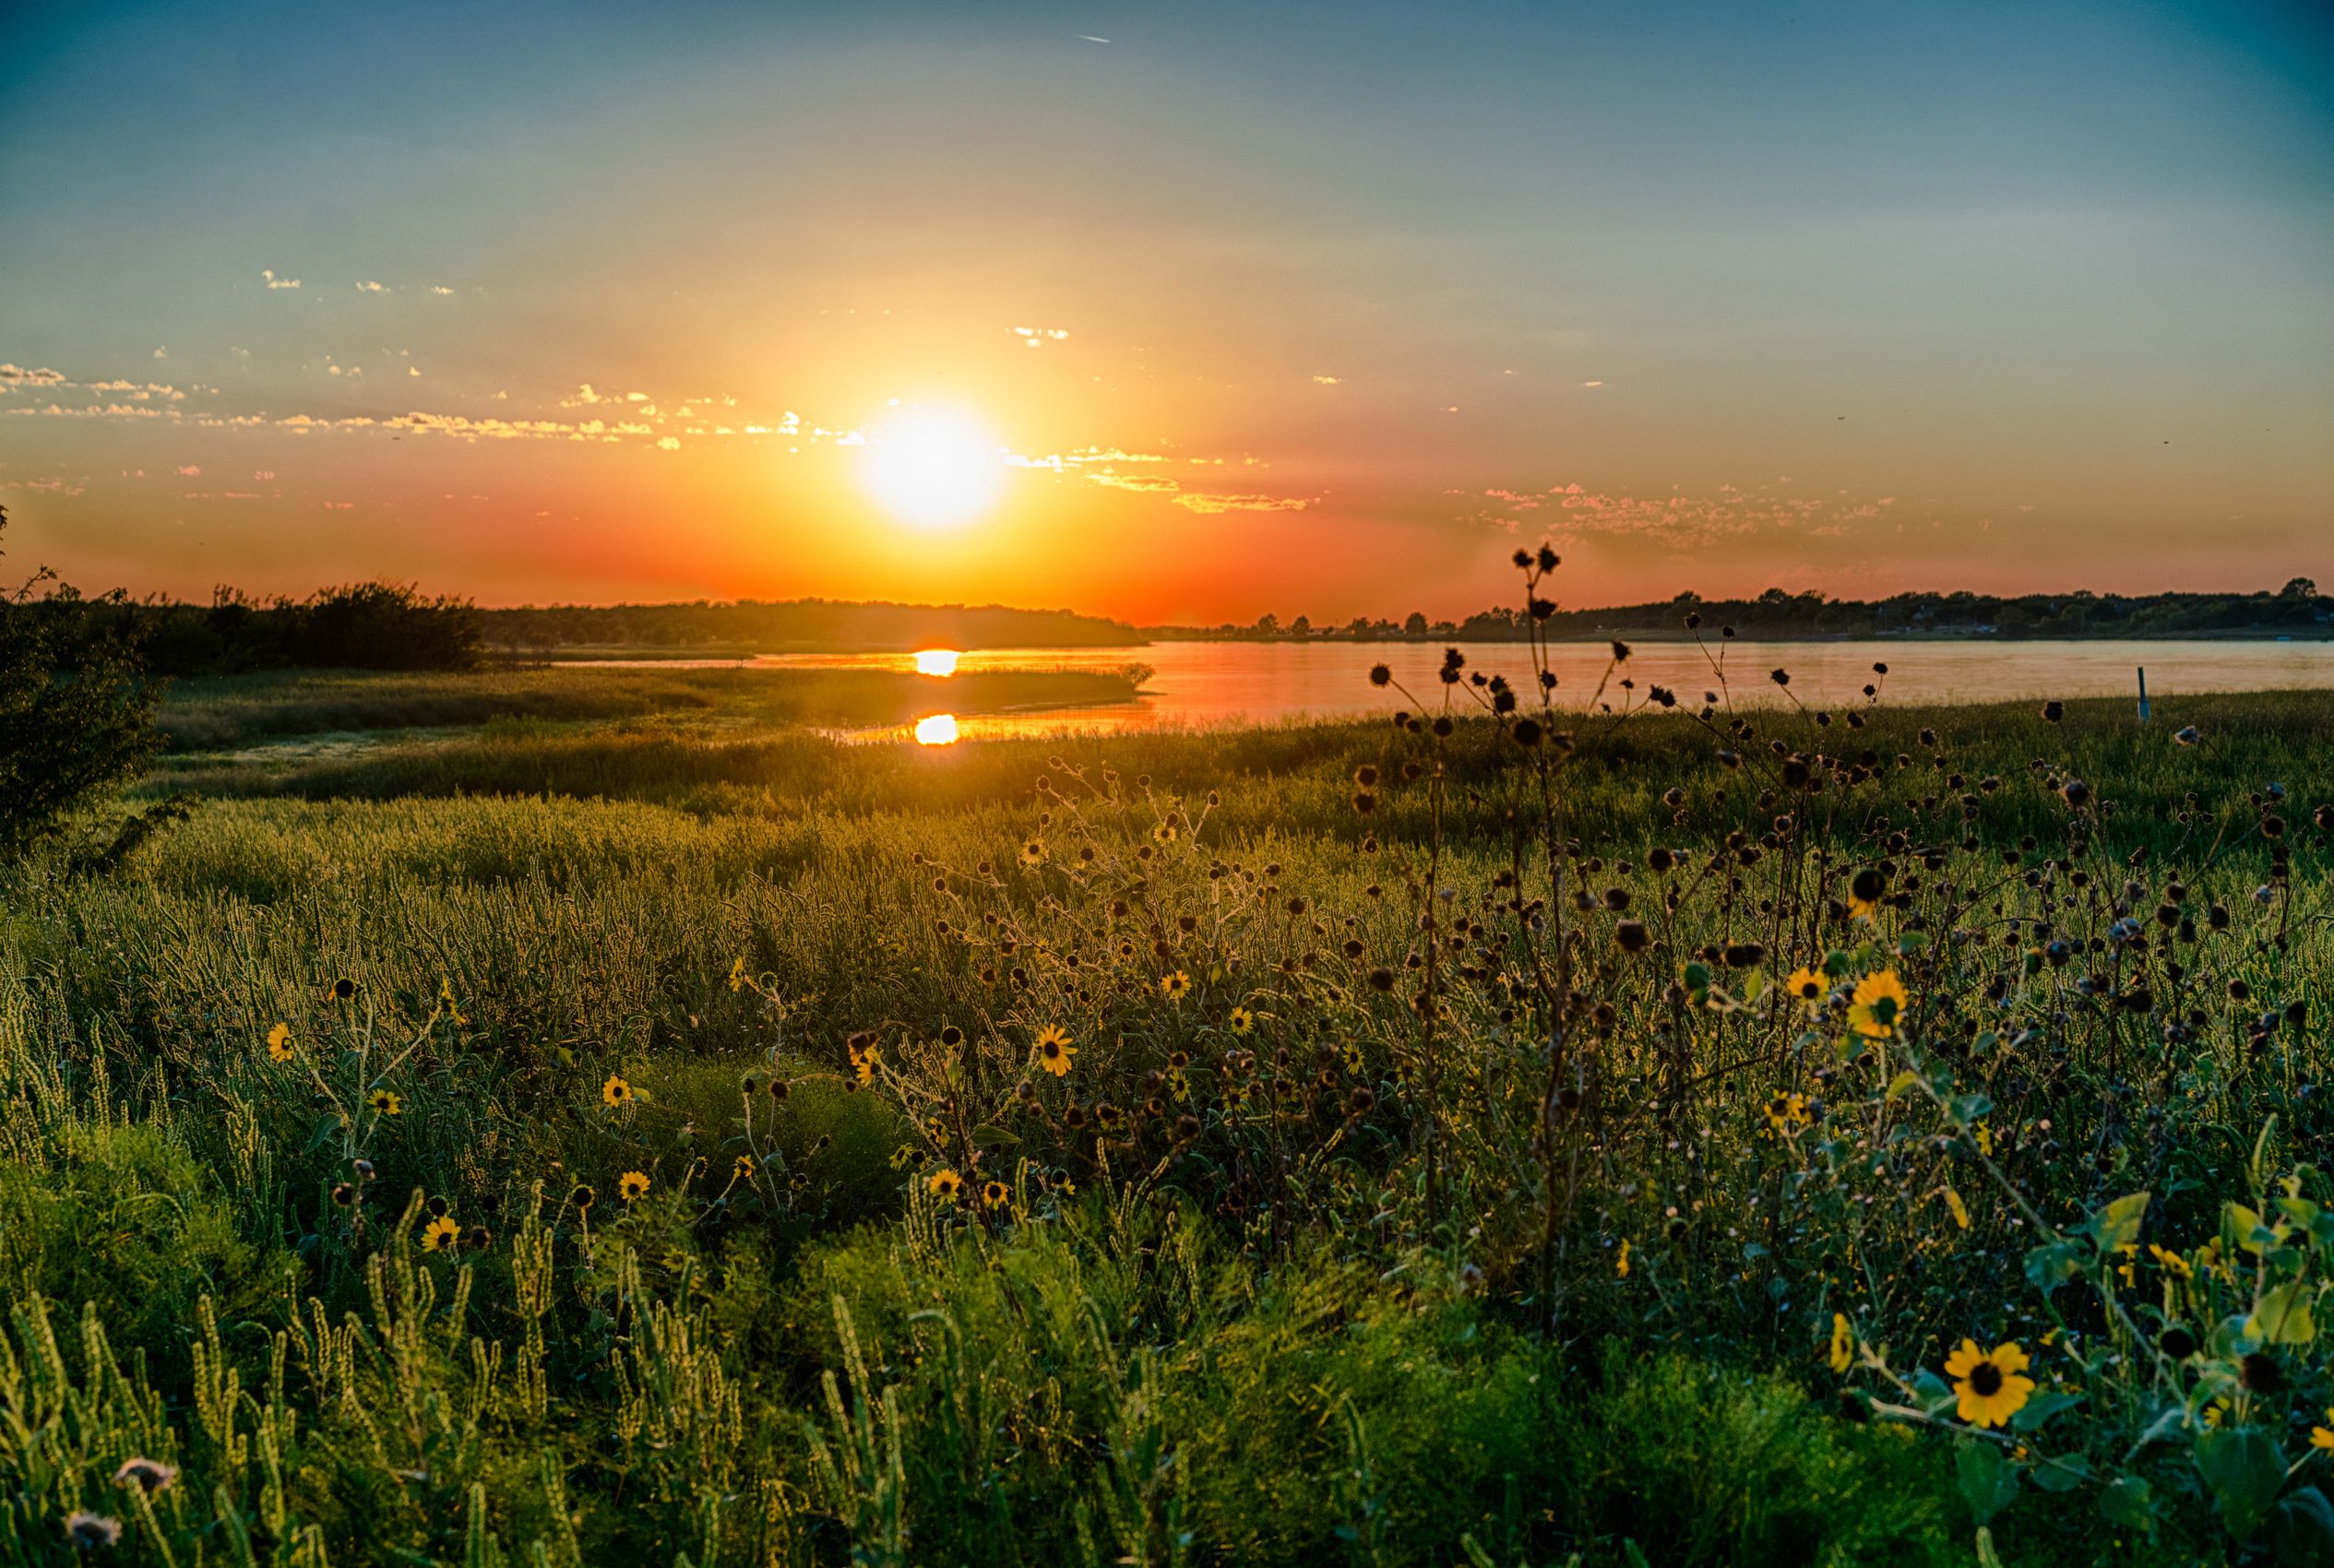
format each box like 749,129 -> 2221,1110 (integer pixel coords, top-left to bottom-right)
2,0 -> 2329,624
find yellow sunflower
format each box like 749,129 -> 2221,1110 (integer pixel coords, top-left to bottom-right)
1828,1313 -> 1854,1373
2311,1410 -> 2334,1452
1161,970 -> 1192,1001
1151,822 -> 1177,845
2149,1243 -> 2193,1280
601,1074 -> 634,1109
368,1087 -> 402,1117
982,1179 -> 1010,1210
617,1170 -> 650,1204
928,1167 -> 963,1204
1848,970 -> 1909,1039
1943,1339 -> 2034,1428
265,1023 -> 295,1063
1019,838 -> 1046,867
1227,1006 -> 1254,1036
1762,1092 -> 1809,1134
1034,1024 -> 1077,1077
1784,967 -> 1825,1008
732,1154 -> 756,1181
419,1215 -> 461,1253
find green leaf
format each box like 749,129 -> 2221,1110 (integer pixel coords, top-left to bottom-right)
1956,1442 -> 2020,1525
2029,1452 -> 2091,1492
2226,1202 -> 2269,1255
1949,1093 -> 1995,1126
970,1127 -> 1020,1147
1739,968 -> 1766,1003
2265,1490 -> 2334,1562
2009,1391 -> 2081,1432
2085,1192 -> 2151,1254
1683,960 -> 1712,991
2196,1427 -> 2285,1543
2247,1281 -> 2316,1346
2026,1241 -> 2085,1292
2099,1475 -> 2156,1533
1896,930 -> 1930,955
1887,1071 -> 1923,1103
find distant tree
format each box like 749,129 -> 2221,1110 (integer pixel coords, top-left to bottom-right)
1253,612 -> 1280,636
2281,576 -> 2319,600
0,507 -> 157,859
1289,614 -> 1312,638
1403,612 -> 1429,636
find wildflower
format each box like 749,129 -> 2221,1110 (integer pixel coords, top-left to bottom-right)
601,1074 -> 634,1109
1944,1188 -> 1971,1230
617,1170 -> 650,1204
982,1179 -> 1010,1209
368,1087 -> 402,1117
1034,1024 -> 1077,1076
1161,970 -> 1191,1000
1227,1005 -> 1254,1035
1973,1121 -> 1994,1157
733,1154 -> 756,1180
1828,1313 -> 1853,1373
331,1182 -> 356,1207
2241,1352 -> 2283,1395
435,977 -> 467,1026
1019,837 -> 1045,866
1616,1240 -> 1631,1278
466,1224 -> 492,1251
1943,1339 -> 2035,1428
420,1215 -> 461,1253
331,977 -> 357,1001
113,1458 -> 176,1494
850,1039 -> 882,1087
65,1513 -> 121,1551
1848,970 -> 1908,1038
265,1022 -> 294,1062
2148,1242 -> 2192,1280
571,1183 -> 595,1212
1151,822 -> 1178,845
928,1168 -> 963,1204
2158,1325 -> 2197,1360
727,956 -> 748,992
1763,1092 -> 1809,1134
1784,967 -> 1825,1008
2311,1410 -> 2334,1452
2114,1242 -> 2139,1287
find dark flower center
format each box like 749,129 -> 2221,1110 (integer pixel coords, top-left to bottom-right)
1968,1362 -> 2004,1397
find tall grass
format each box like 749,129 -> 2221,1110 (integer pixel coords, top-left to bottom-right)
0,600 -> 2327,1562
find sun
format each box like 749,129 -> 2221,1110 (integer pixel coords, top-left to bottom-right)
859,407 -> 1004,530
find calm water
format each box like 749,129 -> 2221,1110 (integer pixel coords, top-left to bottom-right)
583,638 -> 2334,742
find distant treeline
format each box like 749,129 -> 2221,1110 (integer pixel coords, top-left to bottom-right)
1161,579 -> 2334,642
22,584 -> 486,677
474,599 -> 1143,653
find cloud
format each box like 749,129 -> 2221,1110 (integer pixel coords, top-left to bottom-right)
1580,380 -> 1603,388
173,464 -> 201,476
0,364 -> 65,386
1012,327 -> 1071,348
428,285 -> 455,296
354,279 -> 387,292
656,436 -> 681,451
1459,478 -> 1911,548
261,269 -> 300,290
152,347 -> 167,359
1312,374 -> 1341,386
254,469 -> 275,481
1173,492 -> 1316,515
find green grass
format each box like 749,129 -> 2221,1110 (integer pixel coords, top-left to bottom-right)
1,673 -> 2328,1564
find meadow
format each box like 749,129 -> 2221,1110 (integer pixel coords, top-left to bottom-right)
3,581 -> 2330,1565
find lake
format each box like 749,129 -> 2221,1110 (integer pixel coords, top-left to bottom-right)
578,637 -> 2334,742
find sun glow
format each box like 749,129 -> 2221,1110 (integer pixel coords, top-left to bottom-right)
913,713 -> 960,745
912,647 -> 961,676
860,408 -> 1003,530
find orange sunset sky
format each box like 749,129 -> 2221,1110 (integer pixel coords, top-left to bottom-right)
2,2 -> 2329,624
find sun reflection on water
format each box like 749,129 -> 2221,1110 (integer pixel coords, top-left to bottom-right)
912,648 -> 961,676
913,713 -> 960,745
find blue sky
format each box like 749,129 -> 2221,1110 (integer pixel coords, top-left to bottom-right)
2,0 -> 2328,616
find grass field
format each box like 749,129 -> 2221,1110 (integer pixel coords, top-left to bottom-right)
3,655 -> 2330,1564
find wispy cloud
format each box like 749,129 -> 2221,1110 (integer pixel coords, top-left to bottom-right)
0,364 -> 65,386
354,279 -> 387,293
1012,327 -> 1071,348
261,269 -> 300,290
1312,374 -> 1341,386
